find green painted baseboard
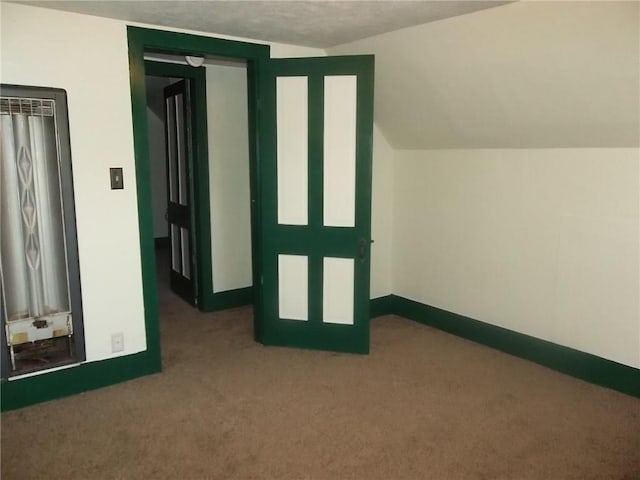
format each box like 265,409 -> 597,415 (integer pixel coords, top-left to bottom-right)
378,294 -> 639,398
370,295 -> 395,318
1,350 -> 161,412
4,294 -> 637,412
0,287 -> 254,412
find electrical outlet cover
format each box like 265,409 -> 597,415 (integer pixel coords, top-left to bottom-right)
111,332 -> 124,353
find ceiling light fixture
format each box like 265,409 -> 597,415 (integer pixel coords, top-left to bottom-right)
185,55 -> 205,67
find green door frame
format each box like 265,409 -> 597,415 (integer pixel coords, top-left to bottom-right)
128,27 -> 270,369
1,27 -> 377,410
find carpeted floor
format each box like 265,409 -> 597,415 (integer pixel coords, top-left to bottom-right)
2,252 -> 639,479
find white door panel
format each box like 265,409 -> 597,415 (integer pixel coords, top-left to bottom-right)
323,257 -> 355,325
276,76 -> 309,226
323,75 -> 358,228
278,254 -> 309,321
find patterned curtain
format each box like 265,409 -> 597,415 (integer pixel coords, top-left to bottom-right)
1,98 -> 70,322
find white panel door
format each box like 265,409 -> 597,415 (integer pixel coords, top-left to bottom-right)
164,80 -> 196,305
257,55 -> 374,354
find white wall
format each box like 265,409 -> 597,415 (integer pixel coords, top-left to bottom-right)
1,2 -> 147,362
328,0 -> 640,367
203,37 -> 325,294
3,0 -> 634,376
0,2 -> 339,372
393,148 -> 640,368
370,126 -> 394,299
1,1 -> 425,380
269,44 -> 324,59
206,62 -> 253,292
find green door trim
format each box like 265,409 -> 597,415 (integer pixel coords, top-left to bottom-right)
127,26 -> 270,369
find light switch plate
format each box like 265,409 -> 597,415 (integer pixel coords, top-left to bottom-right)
110,167 -> 124,190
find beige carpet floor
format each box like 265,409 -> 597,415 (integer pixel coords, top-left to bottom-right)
2,259 -> 639,479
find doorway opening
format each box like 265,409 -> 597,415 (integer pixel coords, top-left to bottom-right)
128,27 -> 270,367
129,27 -> 375,365
143,54 -> 256,348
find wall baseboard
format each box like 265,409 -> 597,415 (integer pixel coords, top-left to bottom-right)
5,293 -> 636,411
370,295 -> 395,318
0,286 -> 254,412
371,294 -> 639,398
1,350 -> 161,412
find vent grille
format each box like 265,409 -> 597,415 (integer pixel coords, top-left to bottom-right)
0,97 -> 55,116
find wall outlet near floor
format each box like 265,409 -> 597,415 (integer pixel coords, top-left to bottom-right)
111,332 -> 125,353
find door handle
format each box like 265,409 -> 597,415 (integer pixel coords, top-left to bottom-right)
358,238 -> 374,263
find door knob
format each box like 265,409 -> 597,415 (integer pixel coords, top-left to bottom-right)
358,238 -> 373,263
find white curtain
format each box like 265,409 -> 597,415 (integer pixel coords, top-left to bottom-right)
1,100 -> 69,322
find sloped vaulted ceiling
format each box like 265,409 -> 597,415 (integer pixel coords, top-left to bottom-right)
15,1 -> 639,149
329,1 -> 640,149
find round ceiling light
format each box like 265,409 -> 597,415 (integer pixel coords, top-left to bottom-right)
185,55 -> 205,67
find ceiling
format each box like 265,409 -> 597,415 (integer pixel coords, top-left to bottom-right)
9,0 -> 636,149
17,0 -> 511,48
